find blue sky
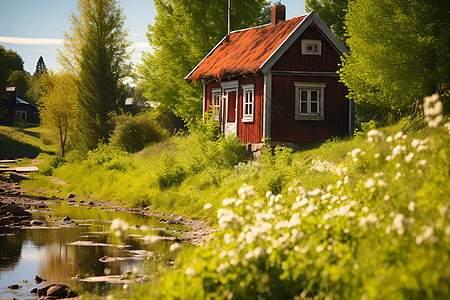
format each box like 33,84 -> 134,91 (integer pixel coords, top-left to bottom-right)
0,0 -> 306,74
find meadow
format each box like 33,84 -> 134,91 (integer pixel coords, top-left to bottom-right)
2,100 -> 449,299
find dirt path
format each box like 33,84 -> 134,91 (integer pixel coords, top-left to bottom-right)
0,176 -> 217,246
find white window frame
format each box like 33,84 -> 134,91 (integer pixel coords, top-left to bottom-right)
294,82 -> 326,121
241,84 -> 254,122
301,39 -> 322,55
211,88 -> 221,120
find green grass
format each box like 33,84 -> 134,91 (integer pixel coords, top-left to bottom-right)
5,117 -> 450,299
0,125 -> 58,159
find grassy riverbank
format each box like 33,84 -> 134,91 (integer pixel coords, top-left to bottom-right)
3,118 -> 449,298
11,120 -> 395,224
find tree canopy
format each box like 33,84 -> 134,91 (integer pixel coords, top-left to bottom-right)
6,70 -> 29,99
0,46 -> 24,98
39,71 -> 78,157
339,0 -> 450,121
58,0 -> 132,153
305,0 -> 349,43
34,56 -> 47,76
139,0 -> 271,125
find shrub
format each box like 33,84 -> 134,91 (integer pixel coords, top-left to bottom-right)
86,144 -> 132,171
110,112 -> 168,153
156,154 -> 187,190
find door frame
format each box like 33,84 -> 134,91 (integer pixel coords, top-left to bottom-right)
221,81 -> 238,137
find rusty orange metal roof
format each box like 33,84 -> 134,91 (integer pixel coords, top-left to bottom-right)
186,15 -> 307,82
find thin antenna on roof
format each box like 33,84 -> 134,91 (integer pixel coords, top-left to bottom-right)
227,0 -> 231,36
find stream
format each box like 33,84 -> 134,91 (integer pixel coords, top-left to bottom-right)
0,197 -> 198,299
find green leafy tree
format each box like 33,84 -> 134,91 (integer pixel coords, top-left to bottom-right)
305,0 -> 349,42
58,0 -> 132,153
339,0 -> 450,121
7,70 -> 29,99
139,0 -> 271,125
39,72 -> 78,157
34,56 -> 47,76
26,74 -> 43,104
0,46 -> 24,98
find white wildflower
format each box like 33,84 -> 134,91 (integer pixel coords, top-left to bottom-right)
377,179 -> 387,187
315,245 -> 324,253
170,242 -> 182,252
364,178 -> 375,189
185,267 -> 196,276
392,214 -> 405,235
412,139 -> 420,148
222,198 -> 236,207
417,160 -> 427,166
350,148 -> 362,158
203,203 -> 212,210
308,188 -> 322,196
394,131 -> 403,140
237,184 -> 256,200
424,94 -> 444,128
367,129 -> 384,143
386,136 -> 393,143
405,152 -> 414,163
216,263 -> 229,273
224,233 -> 233,245
408,201 -> 415,212
110,219 -> 129,239
144,235 -> 160,245
439,206 -> 448,217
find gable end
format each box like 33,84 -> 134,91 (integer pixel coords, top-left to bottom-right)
260,12 -> 348,74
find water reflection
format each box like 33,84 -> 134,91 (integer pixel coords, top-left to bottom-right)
0,202 -> 187,298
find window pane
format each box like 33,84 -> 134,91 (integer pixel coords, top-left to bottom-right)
311,102 -> 317,113
311,90 -> 318,102
301,90 -> 307,101
301,102 -> 307,113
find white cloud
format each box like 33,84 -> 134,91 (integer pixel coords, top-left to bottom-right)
32,49 -> 57,53
0,36 -> 63,45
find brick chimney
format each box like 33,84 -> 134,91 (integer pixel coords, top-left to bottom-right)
271,4 -> 286,27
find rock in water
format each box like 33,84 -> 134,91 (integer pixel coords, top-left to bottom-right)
38,284 -> 76,298
62,216 -> 71,222
8,284 -> 21,289
34,275 -> 45,284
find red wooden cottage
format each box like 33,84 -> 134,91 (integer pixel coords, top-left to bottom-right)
185,5 -> 354,148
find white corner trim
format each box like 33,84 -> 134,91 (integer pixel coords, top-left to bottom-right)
263,72 -> 272,140
202,83 -> 206,121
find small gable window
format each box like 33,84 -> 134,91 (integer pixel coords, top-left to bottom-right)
211,88 -> 221,120
241,84 -> 254,122
301,39 -> 322,55
294,82 -> 326,120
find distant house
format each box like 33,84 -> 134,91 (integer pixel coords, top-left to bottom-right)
0,87 -> 39,126
186,5 -> 354,148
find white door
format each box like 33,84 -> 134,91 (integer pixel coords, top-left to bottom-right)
224,90 -> 237,137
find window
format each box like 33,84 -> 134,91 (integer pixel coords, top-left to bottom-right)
241,84 -> 254,122
211,88 -> 221,120
294,82 -> 326,120
301,39 -> 322,55
15,111 -> 26,122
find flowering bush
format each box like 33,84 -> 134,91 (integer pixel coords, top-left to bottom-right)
135,107 -> 449,299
